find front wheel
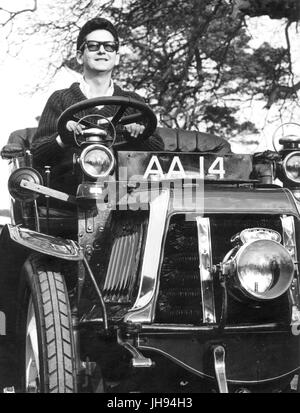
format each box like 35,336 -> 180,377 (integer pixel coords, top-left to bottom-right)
18,254 -> 77,393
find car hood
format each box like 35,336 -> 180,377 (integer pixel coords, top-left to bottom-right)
167,186 -> 300,215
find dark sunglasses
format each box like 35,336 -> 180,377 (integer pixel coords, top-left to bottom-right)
81,40 -> 119,53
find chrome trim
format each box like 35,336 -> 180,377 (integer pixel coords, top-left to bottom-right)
282,151 -> 300,184
79,144 -> 115,179
117,331 -> 154,368
33,199 -> 40,233
124,190 -> 170,324
139,322 -> 287,332
7,224 -> 83,261
79,319 -> 104,326
281,215 -> 297,258
3,387 -> 15,393
239,227 -> 281,244
213,346 -> 229,393
196,217 -> 216,324
103,226 -> 142,303
233,239 -> 294,301
281,215 -> 300,323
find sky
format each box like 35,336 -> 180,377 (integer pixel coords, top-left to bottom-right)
0,0 -> 81,213
0,1 -> 299,213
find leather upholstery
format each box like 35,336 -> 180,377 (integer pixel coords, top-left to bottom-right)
1,143 -> 25,159
4,126 -> 231,155
1,128 -> 37,160
8,127 -> 37,149
156,127 -> 231,154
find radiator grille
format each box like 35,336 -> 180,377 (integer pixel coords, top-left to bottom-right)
102,213 -> 147,304
155,216 -> 202,324
155,213 -> 287,326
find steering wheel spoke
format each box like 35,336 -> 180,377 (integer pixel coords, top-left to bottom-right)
73,115 -> 97,129
120,113 -> 144,125
111,105 -> 127,126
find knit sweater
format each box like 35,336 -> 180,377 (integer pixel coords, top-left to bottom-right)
31,82 -> 164,205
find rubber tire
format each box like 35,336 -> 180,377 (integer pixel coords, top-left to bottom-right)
18,254 -> 77,393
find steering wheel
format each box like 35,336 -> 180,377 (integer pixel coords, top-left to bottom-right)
57,96 -> 157,147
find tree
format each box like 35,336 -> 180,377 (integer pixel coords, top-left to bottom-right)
1,0 -> 299,139
230,0 -> 300,20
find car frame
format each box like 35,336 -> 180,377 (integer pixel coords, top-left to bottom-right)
1,98 -> 300,393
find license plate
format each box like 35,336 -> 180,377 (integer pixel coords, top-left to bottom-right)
117,152 -> 253,181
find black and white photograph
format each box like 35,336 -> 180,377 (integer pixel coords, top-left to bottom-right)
0,0 -> 300,395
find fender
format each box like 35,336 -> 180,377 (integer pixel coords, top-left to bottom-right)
7,224 -> 83,261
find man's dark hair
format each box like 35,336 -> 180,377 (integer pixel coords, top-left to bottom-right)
77,17 -> 119,51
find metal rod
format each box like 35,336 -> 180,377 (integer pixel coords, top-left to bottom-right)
79,318 -> 104,326
83,256 -> 108,331
25,150 -> 33,167
20,179 -> 77,204
71,310 -> 81,389
218,278 -> 228,331
45,166 -> 51,234
139,323 -> 288,333
33,199 -> 40,232
213,346 -> 229,393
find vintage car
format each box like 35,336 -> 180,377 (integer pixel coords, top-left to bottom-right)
1,97 -> 300,393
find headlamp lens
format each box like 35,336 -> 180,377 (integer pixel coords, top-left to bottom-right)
284,152 -> 300,183
80,145 -> 114,178
239,262 -> 274,295
236,240 -> 294,300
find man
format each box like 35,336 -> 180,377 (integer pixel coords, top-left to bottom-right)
31,17 -> 164,205
0,21 -> 164,388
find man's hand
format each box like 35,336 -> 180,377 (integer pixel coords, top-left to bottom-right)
64,121 -> 145,144
57,120 -> 87,147
66,120 -> 84,135
57,120 -> 83,147
124,123 -> 145,138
